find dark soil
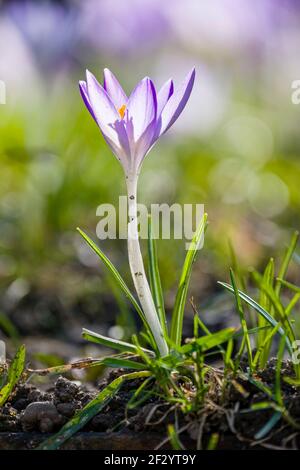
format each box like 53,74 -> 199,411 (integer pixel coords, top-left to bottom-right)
1,358 -> 300,450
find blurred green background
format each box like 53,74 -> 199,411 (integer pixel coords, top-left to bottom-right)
0,0 -> 300,365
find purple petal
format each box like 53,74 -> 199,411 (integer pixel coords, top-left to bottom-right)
86,70 -> 119,125
111,119 -> 132,169
86,70 -> 121,144
160,68 -> 195,136
157,78 -> 174,116
134,119 -> 158,171
126,77 -> 157,142
85,70 -> 131,168
103,68 -> 128,111
79,80 -> 96,122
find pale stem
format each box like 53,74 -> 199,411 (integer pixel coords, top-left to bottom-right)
126,174 -> 168,356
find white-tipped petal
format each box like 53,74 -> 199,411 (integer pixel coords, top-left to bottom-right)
126,77 -> 157,142
157,78 -> 174,116
103,68 -> 128,111
160,68 -> 195,135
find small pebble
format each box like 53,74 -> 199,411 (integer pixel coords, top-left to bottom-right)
21,401 -> 63,433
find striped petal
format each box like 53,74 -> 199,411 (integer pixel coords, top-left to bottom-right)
157,78 -> 174,116
85,70 -> 131,167
79,81 -> 96,122
160,68 -> 195,136
126,77 -> 157,142
86,70 -> 120,146
103,68 -> 128,111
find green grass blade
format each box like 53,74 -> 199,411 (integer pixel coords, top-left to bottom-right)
207,433 -> 219,450
276,279 -> 300,316
253,322 -> 281,369
131,335 -> 152,366
246,376 -> 273,397
274,337 -> 285,407
77,228 -> 156,349
256,259 -> 274,367
147,216 -> 167,337
224,338 -> 234,370
77,228 -> 144,320
100,357 -> 146,370
251,401 -> 273,411
254,411 -> 282,440
218,281 -> 292,354
258,259 -> 274,333
252,271 -> 296,352
275,231 -> 299,297
179,327 -> 235,354
167,424 -> 184,450
0,344 -> 26,406
38,370 -> 151,450
286,293 -> 300,316
127,376 -> 153,409
82,328 -> 152,354
276,278 -> 300,294
230,269 -> 253,371
170,213 -> 207,346
228,240 -> 247,291
233,325 -> 270,339
190,302 -> 226,356
283,376 -> 300,386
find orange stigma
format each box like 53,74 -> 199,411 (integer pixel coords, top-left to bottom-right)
118,104 -> 126,119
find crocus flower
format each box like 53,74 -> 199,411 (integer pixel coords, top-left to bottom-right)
79,68 -> 195,356
79,67 -> 195,176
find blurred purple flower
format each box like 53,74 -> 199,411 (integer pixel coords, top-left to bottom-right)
79,0 -> 170,57
6,1 -> 78,71
165,0 -> 300,55
79,68 -> 195,175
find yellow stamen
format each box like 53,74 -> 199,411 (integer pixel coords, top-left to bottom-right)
118,104 -> 126,119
